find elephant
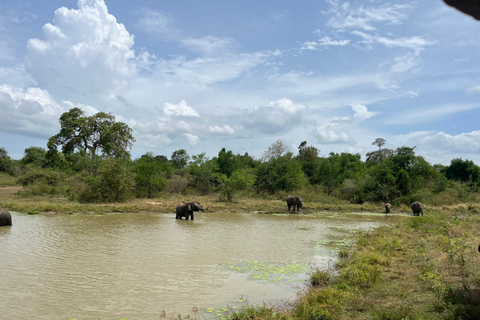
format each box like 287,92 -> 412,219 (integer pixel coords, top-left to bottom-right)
0,208 -> 12,227
286,195 -> 303,213
411,201 -> 424,216
385,203 -> 391,214
175,201 -> 204,220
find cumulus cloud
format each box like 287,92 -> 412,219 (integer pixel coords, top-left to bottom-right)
241,98 -> 307,134
0,84 -> 64,138
208,125 -> 235,135
25,0 -> 136,102
163,100 -> 200,117
312,124 -> 355,144
312,104 -> 377,145
394,130 -> 480,164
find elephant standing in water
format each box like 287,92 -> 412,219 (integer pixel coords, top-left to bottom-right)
176,201 -> 204,220
385,203 -> 392,213
411,201 -> 424,216
0,209 -> 12,226
286,195 -> 303,213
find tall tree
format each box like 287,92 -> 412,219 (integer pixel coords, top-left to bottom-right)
171,149 -> 190,169
371,138 -> 387,163
47,108 -> 135,163
0,147 -> 14,174
133,152 -> 172,198
262,139 -> 290,162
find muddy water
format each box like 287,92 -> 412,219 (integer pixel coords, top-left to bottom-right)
0,211 -> 398,319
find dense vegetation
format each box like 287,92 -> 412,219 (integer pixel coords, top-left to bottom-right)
1,108 -> 480,206
1,111 -> 480,208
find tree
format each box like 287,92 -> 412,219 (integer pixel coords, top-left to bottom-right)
297,141 -> 321,181
255,152 -> 307,194
22,146 -> 47,167
171,149 -> 190,169
262,140 -> 290,162
189,153 -> 222,194
133,152 -> 173,198
47,108 -> 135,163
443,158 -> 480,184
79,158 -> 134,203
0,147 -> 14,175
366,149 -> 393,164
371,138 -> 387,163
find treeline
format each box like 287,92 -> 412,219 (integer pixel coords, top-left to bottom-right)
1,108 -> 479,205
1,140 -> 480,206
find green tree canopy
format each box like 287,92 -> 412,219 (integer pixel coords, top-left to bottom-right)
133,152 -> 173,198
171,149 -> 190,169
443,158 -> 480,184
22,146 -> 47,167
47,107 -> 135,163
255,152 -> 307,194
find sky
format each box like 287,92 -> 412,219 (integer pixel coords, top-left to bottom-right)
1,0 -> 480,165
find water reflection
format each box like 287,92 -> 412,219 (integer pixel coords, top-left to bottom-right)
0,211 -> 396,319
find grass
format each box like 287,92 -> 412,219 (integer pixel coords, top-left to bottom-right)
0,185 -> 398,215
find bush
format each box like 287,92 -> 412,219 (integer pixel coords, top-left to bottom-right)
79,159 -> 134,203
17,168 -> 64,187
164,175 -> 189,194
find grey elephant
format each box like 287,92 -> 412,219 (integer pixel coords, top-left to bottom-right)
176,201 -> 204,220
411,201 -> 424,216
385,203 -> 391,214
286,195 -> 303,213
0,208 -> 12,227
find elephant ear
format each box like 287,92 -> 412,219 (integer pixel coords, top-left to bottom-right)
187,203 -> 192,211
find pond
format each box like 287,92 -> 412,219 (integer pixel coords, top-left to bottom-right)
0,210 -> 400,319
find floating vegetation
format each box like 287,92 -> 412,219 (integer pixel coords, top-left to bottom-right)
329,225 -> 375,234
314,238 -> 355,247
297,226 -> 311,230
223,261 -> 307,284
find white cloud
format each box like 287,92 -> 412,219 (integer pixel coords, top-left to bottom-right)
184,133 -> 200,145
311,104 -> 377,145
0,84 -> 64,138
394,130 -> 480,164
352,31 -> 435,53
25,0 -> 136,102
352,104 -> 378,120
208,125 -> 235,135
300,36 -> 350,50
241,98 -> 307,135
324,2 -> 410,31
163,100 -> 200,117
312,124 -> 355,144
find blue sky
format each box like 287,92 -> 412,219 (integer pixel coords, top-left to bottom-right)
1,0 -> 480,165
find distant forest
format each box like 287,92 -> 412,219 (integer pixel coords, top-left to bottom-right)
1,108 -> 479,205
